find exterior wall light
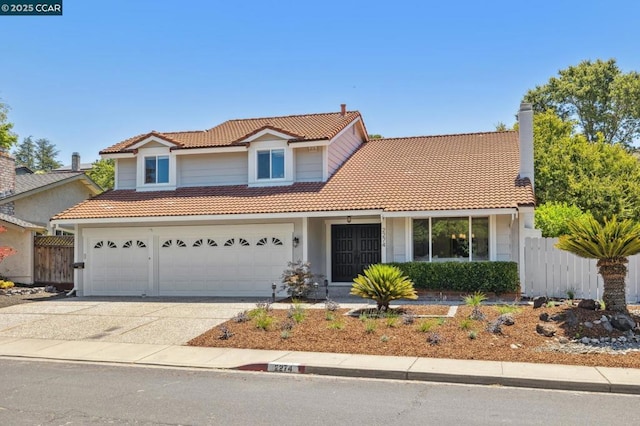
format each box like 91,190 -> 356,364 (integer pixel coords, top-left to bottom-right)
293,236 -> 299,247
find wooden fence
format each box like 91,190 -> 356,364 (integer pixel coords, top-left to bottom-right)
34,235 -> 74,290
523,237 -> 640,302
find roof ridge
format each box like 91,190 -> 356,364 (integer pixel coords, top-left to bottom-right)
223,110 -> 360,123
374,130 -> 517,141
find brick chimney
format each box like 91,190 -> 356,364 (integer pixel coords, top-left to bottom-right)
71,152 -> 80,172
340,104 -> 346,116
0,152 -> 15,215
518,103 -> 534,190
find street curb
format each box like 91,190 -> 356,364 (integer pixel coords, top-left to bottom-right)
233,362 -> 639,395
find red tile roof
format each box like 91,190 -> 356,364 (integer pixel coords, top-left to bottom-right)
55,131 -> 534,220
101,111 -> 362,154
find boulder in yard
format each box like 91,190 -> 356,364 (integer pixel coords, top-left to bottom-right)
577,299 -> 600,310
536,323 -> 557,337
533,296 -> 548,309
610,314 -> 636,332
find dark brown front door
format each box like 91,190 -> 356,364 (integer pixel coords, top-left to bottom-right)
331,224 -> 381,282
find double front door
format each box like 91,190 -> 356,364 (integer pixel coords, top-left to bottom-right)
331,224 -> 381,282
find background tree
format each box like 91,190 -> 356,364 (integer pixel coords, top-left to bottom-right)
33,138 -> 62,171
524,59 -> 640,147
534,202 -> 591,237
368,134 -> 383,139
13,136 -> 37,169
0,101 -> 18,151
533,111 -> 640,221
88,158 -> 115,190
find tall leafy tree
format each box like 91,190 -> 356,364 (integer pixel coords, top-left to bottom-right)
87,158 -> 114,190
13,136 -> 37,169
533,111 -> 640,221
0,100 -> 18,151
33,138 -> 62,171
524,59 -> 640,147
556,217 -> 640,313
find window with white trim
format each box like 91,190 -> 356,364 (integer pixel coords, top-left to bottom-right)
144,156 -> 169,184
412,217 -> 489,262
257,149 -> 285,180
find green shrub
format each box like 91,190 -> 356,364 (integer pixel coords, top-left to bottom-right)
364,319 -> 377,333
254,313 -> 274,331
459,318 -> 473,330
350,264 -> 418,311
388,261 -> 519,294
327,320 -> 344,330
495,304 -> 521,315
417,319 -> 436,333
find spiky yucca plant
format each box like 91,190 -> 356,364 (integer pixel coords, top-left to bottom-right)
556,216 -> 640,313
350,264 -> 418,311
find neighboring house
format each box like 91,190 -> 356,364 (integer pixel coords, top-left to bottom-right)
53,152 -> 94,173
52,103 -> 539,297
0,153 -> 103,284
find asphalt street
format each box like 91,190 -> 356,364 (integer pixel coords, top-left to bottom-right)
1,358 -> 639,425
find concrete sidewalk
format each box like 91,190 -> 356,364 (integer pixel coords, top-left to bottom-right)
0,336 -> 639,395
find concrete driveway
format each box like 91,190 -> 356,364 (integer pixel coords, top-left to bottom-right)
0,297 -> 257,345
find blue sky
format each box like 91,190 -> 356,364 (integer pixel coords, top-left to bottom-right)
1,0 -> 639,164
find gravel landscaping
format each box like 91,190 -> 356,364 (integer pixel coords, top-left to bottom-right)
0,287 -> 64,309
188,300 -> 640,369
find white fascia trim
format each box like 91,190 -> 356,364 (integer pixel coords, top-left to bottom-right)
129,135 -> 178,150
289,139 -> 331,148
172,146 -> 247,155
382,208 -> 518,218
51,209 -> 384,226
101,153 -> 135,159
242,129 -> 296,143
517,205 -> 535,214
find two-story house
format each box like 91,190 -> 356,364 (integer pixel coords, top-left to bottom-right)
52,104 -> 538,297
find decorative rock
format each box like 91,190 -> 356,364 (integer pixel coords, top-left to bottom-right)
578,299 -> 600,310
558,337 -> 569,344
581,336 -> 590,344
602,321 -> 614,332
590,338 -> 599,344
536,323 -> 557,337
533,296 -> 548,309
593,320 -> 601,325
583,321 -> 594,328
539,312 -> 550,322
498,313 -> 515,326
611,314 -> 635,332
601,315 -> 609,322
510,344 -> 519,349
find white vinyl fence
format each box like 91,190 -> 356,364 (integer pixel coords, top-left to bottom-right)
524,237 -> 640,302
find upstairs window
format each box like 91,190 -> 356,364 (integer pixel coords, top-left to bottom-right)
145,156 -> 169,184
257,149 -> 285,180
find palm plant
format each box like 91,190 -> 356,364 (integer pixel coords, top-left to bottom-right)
350,264 -> 418,311
556,216 -> 640,313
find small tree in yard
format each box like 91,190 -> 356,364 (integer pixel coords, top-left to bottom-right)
350,264 -> 418,312
0,226 -> 17,267
556,216 -> 640,313
281,261 -> 321,298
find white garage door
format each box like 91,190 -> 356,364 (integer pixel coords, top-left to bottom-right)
87,236 -> 151,296
158,224 -> 293,296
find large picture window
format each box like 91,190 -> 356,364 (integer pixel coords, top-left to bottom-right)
412,217 -> 489,262
257,149 -> 285,180
144,156 -> 169,184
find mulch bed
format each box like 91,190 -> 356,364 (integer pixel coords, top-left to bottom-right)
188,303 -> 640,368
